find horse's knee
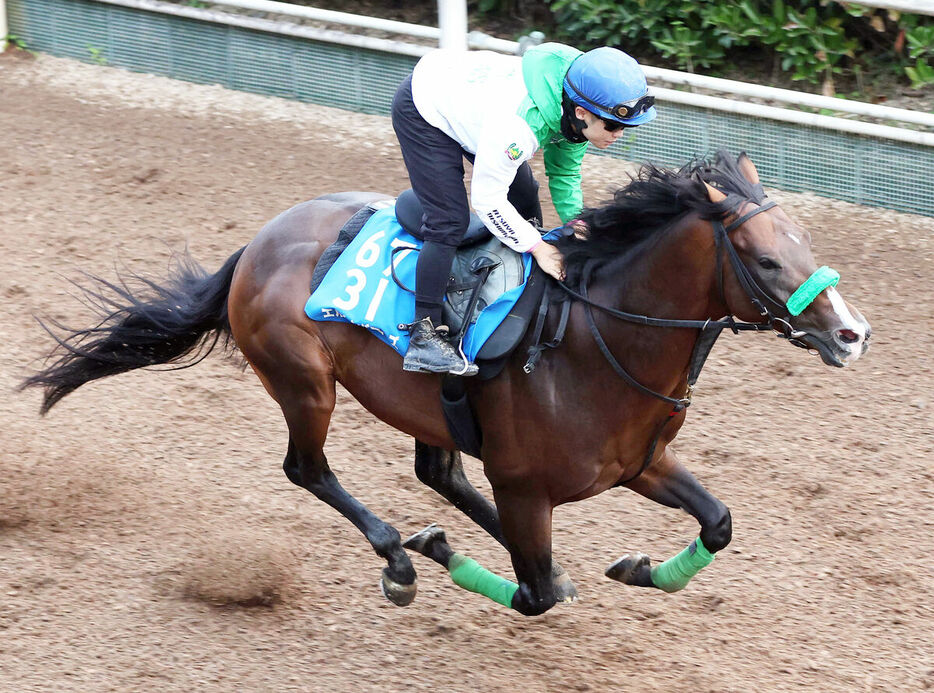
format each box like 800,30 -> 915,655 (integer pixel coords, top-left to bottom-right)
700,507 -> 732,553
511,583 -> 557,617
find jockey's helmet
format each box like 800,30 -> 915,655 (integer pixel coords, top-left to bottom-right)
563,47 -> 657,126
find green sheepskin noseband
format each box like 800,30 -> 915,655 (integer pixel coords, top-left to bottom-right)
786,266 -> 839,316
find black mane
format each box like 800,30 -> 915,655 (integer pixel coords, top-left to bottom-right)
556,150 -> 766,286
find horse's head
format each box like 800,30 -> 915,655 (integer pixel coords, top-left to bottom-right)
706,155 -> 871,367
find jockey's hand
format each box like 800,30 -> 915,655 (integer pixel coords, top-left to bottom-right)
569,219 -> 589,239
530,241 -> 566,282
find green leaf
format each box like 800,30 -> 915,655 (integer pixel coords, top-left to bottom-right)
905,58 -> 934,88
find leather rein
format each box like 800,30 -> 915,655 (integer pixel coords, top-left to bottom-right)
526,193 -> 813,483
550,193 -> 812,412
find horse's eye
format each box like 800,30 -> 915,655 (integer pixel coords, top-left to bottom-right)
758,257 -> 781,271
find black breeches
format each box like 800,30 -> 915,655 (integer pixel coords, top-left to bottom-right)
391,73 -> 541,324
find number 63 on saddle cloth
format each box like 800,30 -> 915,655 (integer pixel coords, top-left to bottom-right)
304,205 -> 534,362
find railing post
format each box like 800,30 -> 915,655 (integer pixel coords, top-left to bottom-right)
437,0 -> 467,50
1,0 -> 8,53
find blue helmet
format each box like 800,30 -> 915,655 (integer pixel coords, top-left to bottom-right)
563,47 -> 657,126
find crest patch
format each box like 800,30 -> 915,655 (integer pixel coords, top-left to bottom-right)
505,143 -> 523,161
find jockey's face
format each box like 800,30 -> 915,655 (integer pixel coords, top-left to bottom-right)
576,106 -> 628,149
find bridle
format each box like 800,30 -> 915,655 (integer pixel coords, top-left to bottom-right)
546,192 -> 805,412
528,191 -> 820,483
712,194 -> 811,348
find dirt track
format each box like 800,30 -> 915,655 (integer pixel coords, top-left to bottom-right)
1,52 -> 932,692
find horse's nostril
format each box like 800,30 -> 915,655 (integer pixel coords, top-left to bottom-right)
837,329 -> 860,344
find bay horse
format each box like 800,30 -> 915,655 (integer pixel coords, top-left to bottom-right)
21,152 -> 870,616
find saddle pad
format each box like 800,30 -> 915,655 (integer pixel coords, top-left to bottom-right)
304,205 -> 533,361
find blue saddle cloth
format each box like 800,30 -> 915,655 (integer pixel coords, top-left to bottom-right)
304,205 -> 533,361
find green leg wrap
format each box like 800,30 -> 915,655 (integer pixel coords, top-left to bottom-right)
448,553 -> 519,608
650,537 -> 715,593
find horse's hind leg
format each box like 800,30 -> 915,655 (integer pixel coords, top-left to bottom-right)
256,343 -> 417,606
607,448 -> 731,592
403,485 -> 558,616
413,440 -> 577,602
282,429 -> 418,605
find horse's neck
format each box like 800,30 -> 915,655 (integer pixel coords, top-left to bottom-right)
579,215 -> 721,400
592,214 -> 719,320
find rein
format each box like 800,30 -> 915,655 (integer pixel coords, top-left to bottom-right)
541,195 -> 813,484
551,195 -> 782,411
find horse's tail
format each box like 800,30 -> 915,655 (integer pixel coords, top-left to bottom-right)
20,246 -> 247,415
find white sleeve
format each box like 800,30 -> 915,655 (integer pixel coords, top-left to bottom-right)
470,115 -> 542,253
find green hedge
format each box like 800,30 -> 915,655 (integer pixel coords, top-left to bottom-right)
496,0 -> 934,93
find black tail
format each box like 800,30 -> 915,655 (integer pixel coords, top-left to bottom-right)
20,246 -> 247,415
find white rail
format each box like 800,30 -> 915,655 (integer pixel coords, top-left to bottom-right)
96,0 -> 433,57
191,0 -> 932,136
195,0 -> 519,52
1,0 -> 8,53
642,66 -> 934,129
834,0 -> 934,15
653,87 -> 934,147
14,0 -> 933,146
202,0 -> 441,39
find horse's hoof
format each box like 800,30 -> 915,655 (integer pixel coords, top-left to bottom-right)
552,566 -> 579,604
605,552 -> 651,585
380,568 -> 417,607
402,523 -> 446,556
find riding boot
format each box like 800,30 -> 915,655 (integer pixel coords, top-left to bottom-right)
403,317 -> 478,376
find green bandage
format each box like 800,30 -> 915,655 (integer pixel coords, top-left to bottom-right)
448,553 -> 519,608
650,537 -> 715,593
786,266 -> 840,316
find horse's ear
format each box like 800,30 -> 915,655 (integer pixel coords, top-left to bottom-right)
703,181 -> 727,203
737,152 -> 761,184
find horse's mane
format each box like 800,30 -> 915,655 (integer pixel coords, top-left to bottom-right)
557,150 -> 766,286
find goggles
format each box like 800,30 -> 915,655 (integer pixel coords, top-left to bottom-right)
607,94 -> 655,120
600,118 -> 629,132
565,72 -> 656,122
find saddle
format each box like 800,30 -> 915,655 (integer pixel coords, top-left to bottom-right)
394,189 -> 543,363
395,189 -> 553,458
309,191 -> 553,459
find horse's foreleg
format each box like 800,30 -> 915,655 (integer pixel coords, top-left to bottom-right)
608,448 -> 731,592
493,486 -> 558,615
413,440 -> 577,602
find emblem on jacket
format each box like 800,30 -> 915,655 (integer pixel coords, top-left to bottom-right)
505,143 -> 523,161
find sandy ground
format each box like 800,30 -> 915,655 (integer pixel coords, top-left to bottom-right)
1,51 -> 932,692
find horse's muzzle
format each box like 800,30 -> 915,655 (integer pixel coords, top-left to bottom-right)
800,319 -> 871,368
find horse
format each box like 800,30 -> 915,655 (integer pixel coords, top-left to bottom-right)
21,151 -> 870,616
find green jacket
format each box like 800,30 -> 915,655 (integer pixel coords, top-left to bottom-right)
519,43 -> 588,223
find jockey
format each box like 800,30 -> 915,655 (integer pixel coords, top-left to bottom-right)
391,43 -> 657,375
